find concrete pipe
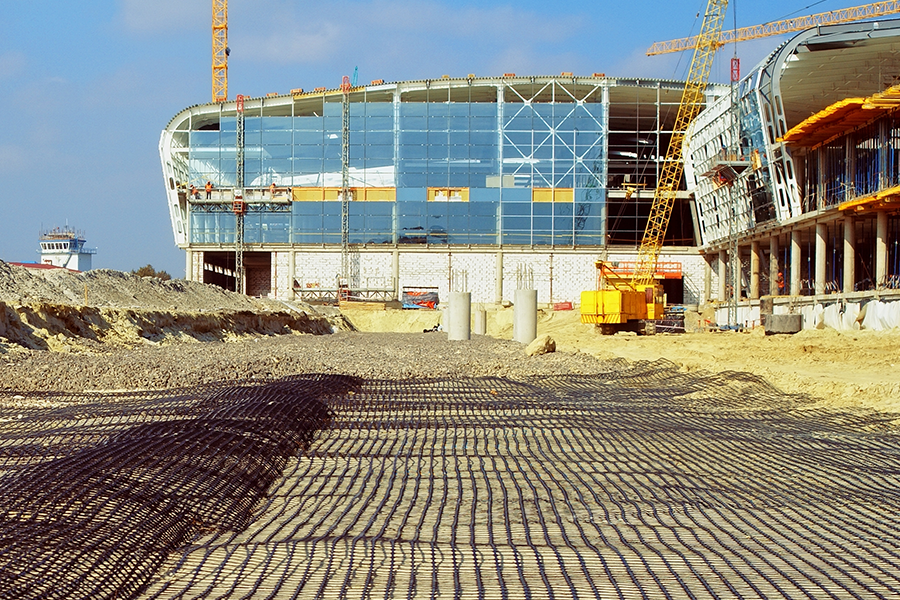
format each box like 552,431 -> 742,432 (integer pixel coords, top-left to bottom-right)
448,292 -> 471,341
473,308 -> 487,335
514,289 -> 537,344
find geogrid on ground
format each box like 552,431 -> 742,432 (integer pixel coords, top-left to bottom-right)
2,358 -> 899,600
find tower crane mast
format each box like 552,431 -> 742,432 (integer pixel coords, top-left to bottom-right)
341,75 -> 352,287
212,0 -> 228,102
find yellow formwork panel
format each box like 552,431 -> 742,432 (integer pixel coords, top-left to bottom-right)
292,187 -> 345,201
358,187 -> 396,202
293,187 -> 325,202
294,187 -> 400,202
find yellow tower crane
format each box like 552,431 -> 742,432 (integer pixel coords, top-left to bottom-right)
212,0 -> 228,102
647,1 -> 900,55
580,0 -> 730,333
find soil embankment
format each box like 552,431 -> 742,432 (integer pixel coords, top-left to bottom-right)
0,261 -> 342,353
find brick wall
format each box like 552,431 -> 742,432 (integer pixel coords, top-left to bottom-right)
270,248 -> 708,307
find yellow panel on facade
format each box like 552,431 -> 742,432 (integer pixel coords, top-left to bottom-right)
533,189 -> 554,203
292,187 -> 350,201
427,188 -> 469,202
533,188 -> 574,202
554,188 -> 574,202
292,187 -> 324,202
358,187 -> 397,202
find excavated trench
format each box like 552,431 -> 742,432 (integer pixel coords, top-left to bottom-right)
1,360 -> 900,599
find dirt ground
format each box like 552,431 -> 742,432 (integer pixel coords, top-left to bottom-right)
341,305 -> 900,416
1,260 -> 898,417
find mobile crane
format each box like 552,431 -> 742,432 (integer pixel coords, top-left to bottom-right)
580,0 -> 729,333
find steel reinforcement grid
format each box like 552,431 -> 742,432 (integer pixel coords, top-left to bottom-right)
1,359 -> 900,599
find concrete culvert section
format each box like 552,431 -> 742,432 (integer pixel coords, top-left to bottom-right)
3,364 -> 900,599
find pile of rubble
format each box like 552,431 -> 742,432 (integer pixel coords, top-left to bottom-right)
0,261 -> 341,353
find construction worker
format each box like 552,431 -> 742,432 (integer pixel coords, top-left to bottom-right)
205,181 -> 213,199
270,182 -> 276,198
190,184 -> 197,199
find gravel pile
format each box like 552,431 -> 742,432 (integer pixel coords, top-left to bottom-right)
0,331 -> 607,394
0,260 -> 294,313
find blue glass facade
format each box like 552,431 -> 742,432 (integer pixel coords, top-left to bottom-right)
162,77 -> 686,249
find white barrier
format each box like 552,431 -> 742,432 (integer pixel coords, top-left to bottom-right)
714,299 -> 900,331
804,299 -> 900,331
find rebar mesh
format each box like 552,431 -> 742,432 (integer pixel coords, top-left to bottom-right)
2,359 -> 900,599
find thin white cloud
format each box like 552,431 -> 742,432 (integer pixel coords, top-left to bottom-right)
231,0 -> 587,73
0,145 -> 26,173
117,0 -> 207,33
0,52 -> 27,80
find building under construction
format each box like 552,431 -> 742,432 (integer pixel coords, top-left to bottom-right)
160,18 -> 900,319
160,75 -> 723,305
686,18 -> 900,325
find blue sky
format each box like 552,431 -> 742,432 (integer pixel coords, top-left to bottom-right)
0,0 -> 866,276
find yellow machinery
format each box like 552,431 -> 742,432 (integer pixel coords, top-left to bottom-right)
581,262 -> 664,334
583,2 -> 900,332
581,0 -> 729,332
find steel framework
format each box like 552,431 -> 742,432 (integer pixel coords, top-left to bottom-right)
647,1 -> 900,55
212,0 -> 228,102
633,0 -> 729,287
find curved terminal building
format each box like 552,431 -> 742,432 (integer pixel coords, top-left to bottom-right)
160,20 -> 900,322
160,75 -> 725,304
685,19 -> 900,323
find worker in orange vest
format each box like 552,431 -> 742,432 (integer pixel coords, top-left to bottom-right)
270,182 -> 276,198
205,181 -> 213,199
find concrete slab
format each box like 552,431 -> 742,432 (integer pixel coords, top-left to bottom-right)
764,313 -> 802,334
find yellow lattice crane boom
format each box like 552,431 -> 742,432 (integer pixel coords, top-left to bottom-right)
633,0 -> 729,287
581,0 -> 729,332
212,0 -> 228,102
647,1 -> 900,55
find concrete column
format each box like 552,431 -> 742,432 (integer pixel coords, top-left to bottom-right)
769,236 -> 780,295
815,222 -> 827,295
392,249 -> 400,301
718,250 -> 727,302
495,251 -> 504,304
185,249 -> 193,281
289,250 -> 296,299
750,241 -> 760,299
876,211 -> 888,287
473,308 -> 487,335
447,292 -> 471,341
843,216 -> 855,294
790,230 -> 801,296
702,254 -> 712,305
513,289 -> 537,344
